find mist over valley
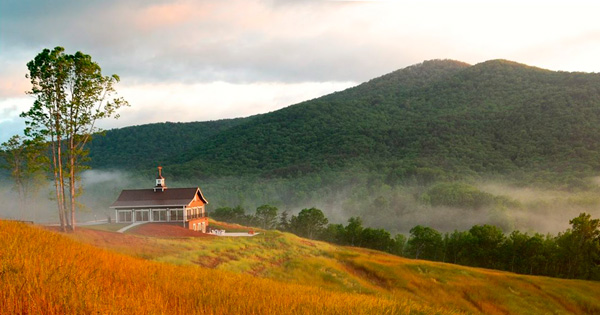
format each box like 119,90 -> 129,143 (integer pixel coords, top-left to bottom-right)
4,59 -> 600,236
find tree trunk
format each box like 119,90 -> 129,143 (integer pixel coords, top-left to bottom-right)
69,136 -> 76,231
13,160 -> 24,221
50,135 -> 66,232
415,245 -> 422,259
57,133 -> 69,230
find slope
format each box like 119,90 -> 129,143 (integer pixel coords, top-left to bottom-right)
65,222 -> 600,315
0,220 -> 437,315
163,60 -> 471,177
86,117 -> 251,171
152,59 -> 600,184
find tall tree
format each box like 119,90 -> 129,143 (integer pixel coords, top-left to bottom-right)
255,204 -> 278,229
407,225 -> 442,260
22,47 -> 69,229
21,47 -> 128,231
558,213 -> 600,279
290,207 -> 328,239
345,217 -> 364,246
277,210 -> 290,231
468,224 -> 505,268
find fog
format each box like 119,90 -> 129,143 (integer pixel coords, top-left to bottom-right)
0,170 -> 145,224
0,179 -> 58,223
1,169 -> 599,237
327,180 -> 600,235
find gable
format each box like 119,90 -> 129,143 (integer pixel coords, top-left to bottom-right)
195,188 -> 209,204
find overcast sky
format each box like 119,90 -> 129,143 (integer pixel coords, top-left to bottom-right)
1,0 -> 600,143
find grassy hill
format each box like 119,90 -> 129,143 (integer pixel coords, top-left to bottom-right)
7,220 -> 597,314
0,220 -> 424,315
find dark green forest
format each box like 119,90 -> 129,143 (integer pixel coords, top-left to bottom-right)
87,118 -> 250,172
87,59 -> 600,187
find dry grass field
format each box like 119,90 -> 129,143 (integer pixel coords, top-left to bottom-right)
2,220 -> 600,314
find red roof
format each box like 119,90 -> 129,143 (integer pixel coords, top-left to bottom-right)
110,188 -> 208,209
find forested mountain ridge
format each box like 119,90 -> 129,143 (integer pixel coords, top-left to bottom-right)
88,59 -> 600,186
87,117 -> 251,171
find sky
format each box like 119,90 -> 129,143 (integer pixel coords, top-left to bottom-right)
1,0 -> 600,143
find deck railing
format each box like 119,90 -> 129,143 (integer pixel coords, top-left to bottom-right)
186,213 -> 207,220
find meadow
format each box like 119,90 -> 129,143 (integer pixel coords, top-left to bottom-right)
49,220 -> 600,314
0,220 -> 445,315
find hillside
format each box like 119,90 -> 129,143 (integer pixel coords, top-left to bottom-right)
4,220 -> 599,314
0,220 -> 417,315
86,117 -> 250,172
86,59 -> 600,186
63,59 -> 600,235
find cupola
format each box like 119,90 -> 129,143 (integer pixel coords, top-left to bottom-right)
154,166 -> 167,192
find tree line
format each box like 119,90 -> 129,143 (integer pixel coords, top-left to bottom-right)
211,205 -> 600,281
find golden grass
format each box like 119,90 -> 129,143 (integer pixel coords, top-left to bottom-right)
9,220 -> 599,314
336,247 -> 600,314
207,218 -> 255,232
73,223 -> 600,315
0,220 -> 461,315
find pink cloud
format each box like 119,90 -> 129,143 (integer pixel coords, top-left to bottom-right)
134,1 -> 208,30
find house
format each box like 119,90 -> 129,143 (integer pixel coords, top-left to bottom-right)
110,166 -> 209,232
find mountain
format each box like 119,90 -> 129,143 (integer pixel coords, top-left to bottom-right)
87,59 -> 600,186
87,117 -> 251,171
40,60 -> 600,236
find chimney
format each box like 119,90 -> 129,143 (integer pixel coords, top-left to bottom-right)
154,166 -> 167,192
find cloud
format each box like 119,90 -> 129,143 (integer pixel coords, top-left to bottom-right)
94,80 -> 356,132
3,0 -> 600,87
3,0 -> 600,142
0,0 -> 456,85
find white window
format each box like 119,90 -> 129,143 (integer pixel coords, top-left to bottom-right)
118,211 -> 132,222
153,210 -> 166,221
135,210 -> 149,222
170,209 -> 183,221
